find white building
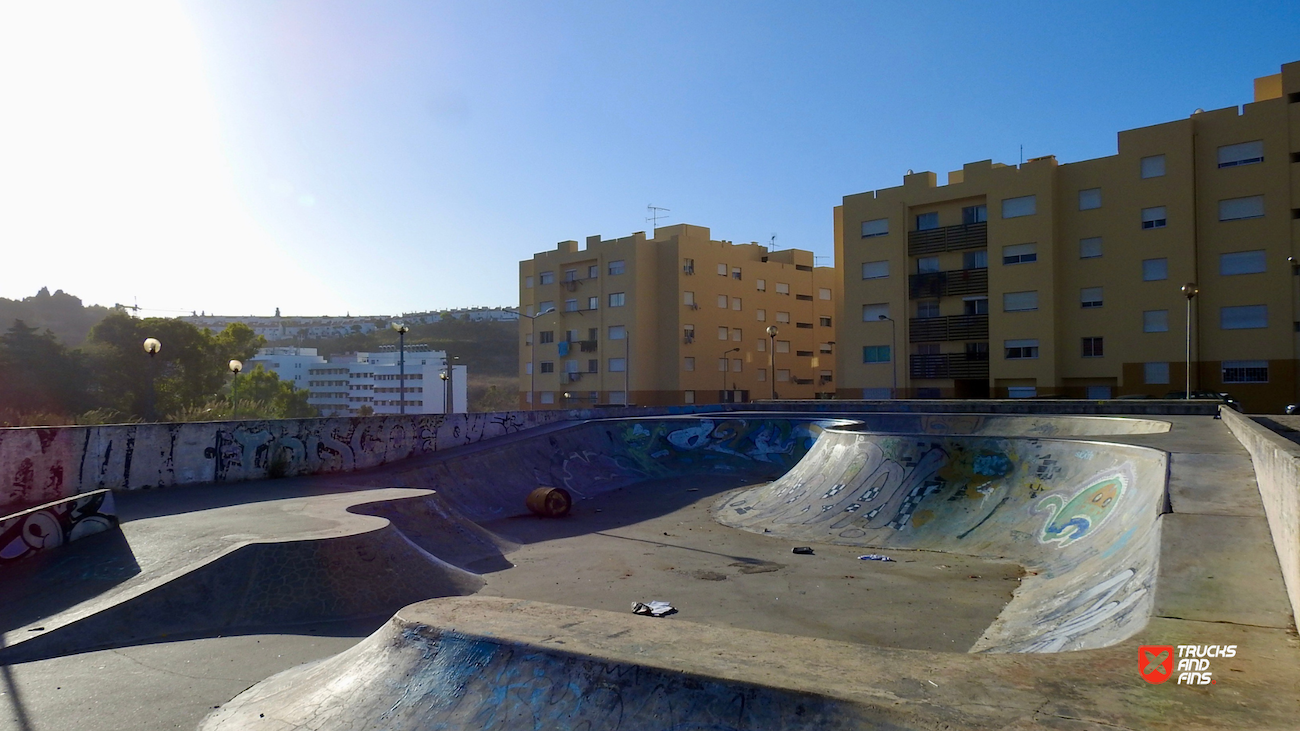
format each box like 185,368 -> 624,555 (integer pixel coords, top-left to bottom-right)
299,345 -> 468,417
245,347 -> 327,388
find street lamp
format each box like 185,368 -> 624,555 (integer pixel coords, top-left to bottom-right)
721,347 -> 739,402
391,321 -> 409,415
229,359 -> 243,419
142,337 -> 161,420
439,371 -> 450,414
508,307 -> 556,410
765,325 -> 779,400
878,315 -> 897,398
1181,283 -> 1198,400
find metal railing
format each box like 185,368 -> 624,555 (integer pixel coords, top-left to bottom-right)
907,222 -> 987,256
909,352 -> 990,379
908,267 -> 987,299
908,314 -> 989,343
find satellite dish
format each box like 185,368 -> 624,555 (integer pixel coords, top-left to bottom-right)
906,169 -> 913,175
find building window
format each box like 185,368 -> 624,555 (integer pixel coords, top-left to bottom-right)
776,369 -> 790,382
609,292 -> 626,307
718,326 -> 729,341
1219,195 -> 1265,221
524,362 -> 533,375
863,345 -> 891,363
1220,305 -> 1268,330
732,297 -> 742,310
587,359 -> 598,373
1144,362 -> 1170,384
683,325 -> 694,343
861,218 -> 889,238
564,269 -> 578,282
717,358 -> 728,372
1002,243 -> 1037,265
916,212 -> 940,230
1080,237 -> 1103,259
1005,339 -> 1039,359
964,297 -> 988,315
525,305 -> 535,317
1141,206 -> 1167,229
539,271 -> 555,285
819,316 -> 832,327
819,343 -> 833,353
776,340 -> 790,354
731,359 -> 743,373
588,265 -> 599,279
1078,188 -> 1102,210
861,303 -> 889,321
732,328 -> 742,342
756,278 -> 766,291
1144,310 -> 1169,332
963,250 -> 987,269
1007,386 -> 1037,399
1218,140 -> 1264,168
684,390 -> 695,404
1003,291 -> 1038,312
525,276 -> 534,288
1142,258 -> 1168,281
1081,337 -> 1104,357
540,361 -> 554,373
587,296 -> 598,310
540,391 -> 555,404
916,300 -> 940,318
539,330 -> 555,344
608,260 -> 625,275
732,267 -> 742,280
819,287 -> 831,300
1222,360 -> 1268,383
539,300 -> 555,313
565,299 -> 578,311
608,357 -> 627,372
757,338 -> 766,352
776,311 -> 791,323
1220,250 -> 1267,276
756,308 -> 766,322
1001,195 -> 1036,218
684,291 -> 695,306
717,294 -> 728,309
962,205 -> 987,224
1141,154 -> 1165,178
1080,287 -> 1103,308
682,258 -> 694,274
775,282 -> 790,295
608,325 -> 626,340
917,256 -> 940,273
757,368 -> 767,382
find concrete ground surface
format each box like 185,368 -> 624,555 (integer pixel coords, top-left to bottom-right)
1,410 -> 1298,730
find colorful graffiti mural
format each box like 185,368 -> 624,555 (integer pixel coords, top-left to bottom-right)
0,489 -> 118,566
1036,475 -> 1126,545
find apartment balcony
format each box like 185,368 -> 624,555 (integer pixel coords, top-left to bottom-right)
909,352 -> 990,380
907,222 -> 987,256
908,314 -> 988,343
578,340 -> 598,352
908,268 -> 987,299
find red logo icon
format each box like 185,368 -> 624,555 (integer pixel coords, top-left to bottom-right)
1140,645 -> 1174,684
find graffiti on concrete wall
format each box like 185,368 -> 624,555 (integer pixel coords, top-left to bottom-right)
1014,568 -> 1150,653
1035,474 -> 1126,545
0,489 -> 118,566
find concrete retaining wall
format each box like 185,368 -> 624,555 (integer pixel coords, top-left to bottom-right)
1221,407 -> 1300,627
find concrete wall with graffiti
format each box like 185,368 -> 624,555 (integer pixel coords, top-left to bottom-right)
0,408 -> 706,517
715,427 -> 1168,653
1222,409 -> 1300,627
0,489 -> 118,566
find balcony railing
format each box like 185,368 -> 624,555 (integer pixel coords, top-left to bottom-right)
908,268 -> 987,299
907,222 -> 987,256
908,314 -> 988,343
579,340 -> 598,352
909,352 -> 990,380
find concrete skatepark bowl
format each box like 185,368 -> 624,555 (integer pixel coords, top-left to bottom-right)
2,408 -> 1298,730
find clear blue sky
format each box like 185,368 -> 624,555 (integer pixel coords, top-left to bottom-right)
2,1 -> 1297,317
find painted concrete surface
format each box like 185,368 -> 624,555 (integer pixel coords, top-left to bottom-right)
715,429 -> 1168,653
0,489 -> 117,566
1222,407 -> 1300,627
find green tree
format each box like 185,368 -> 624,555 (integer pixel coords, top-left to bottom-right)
0,319 -> 94,417
229,365 -> 317,419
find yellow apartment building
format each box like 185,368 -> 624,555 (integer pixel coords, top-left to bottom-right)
836,60 -> 1300,413
518,224 -> 838,408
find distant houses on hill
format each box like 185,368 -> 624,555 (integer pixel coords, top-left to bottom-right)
179,307 -> 518,340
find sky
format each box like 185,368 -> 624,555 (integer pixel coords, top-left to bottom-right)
1,1 -> 1298,319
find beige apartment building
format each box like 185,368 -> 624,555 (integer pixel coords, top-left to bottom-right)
836,60 -> 1300,413
518,224 -> 838,408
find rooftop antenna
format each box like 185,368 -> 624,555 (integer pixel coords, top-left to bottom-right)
646,205 -> 670,230
769,233 -> 777,251
1019,144 -> 1024,166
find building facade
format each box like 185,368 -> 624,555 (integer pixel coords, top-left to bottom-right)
248,345 -> 467,416
836,60 -> 1300,413
518,224 -> 838,408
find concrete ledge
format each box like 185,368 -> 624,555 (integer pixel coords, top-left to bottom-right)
1221,407 -> 1300,627
0,489 -> 117,567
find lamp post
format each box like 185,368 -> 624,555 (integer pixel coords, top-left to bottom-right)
623,328 -> 631,406
1181,283 -> 1198,400
142,337 -> 161,421
765,325 -> 779,400
229,359 -> 243,419
878,315 -> 897,398
390,321 -> 409,415
509,307 -> 556,409
721,347 -> 739,402
439,371 -> 450,414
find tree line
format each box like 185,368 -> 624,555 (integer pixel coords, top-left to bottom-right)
0,311 -> 315,427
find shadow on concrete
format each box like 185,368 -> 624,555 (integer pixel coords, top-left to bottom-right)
0,528 -> 140,635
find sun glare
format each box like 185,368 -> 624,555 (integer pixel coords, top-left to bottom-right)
0,1 -> 343,316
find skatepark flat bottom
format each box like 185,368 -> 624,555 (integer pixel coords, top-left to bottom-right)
478,475 -> 1023,652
